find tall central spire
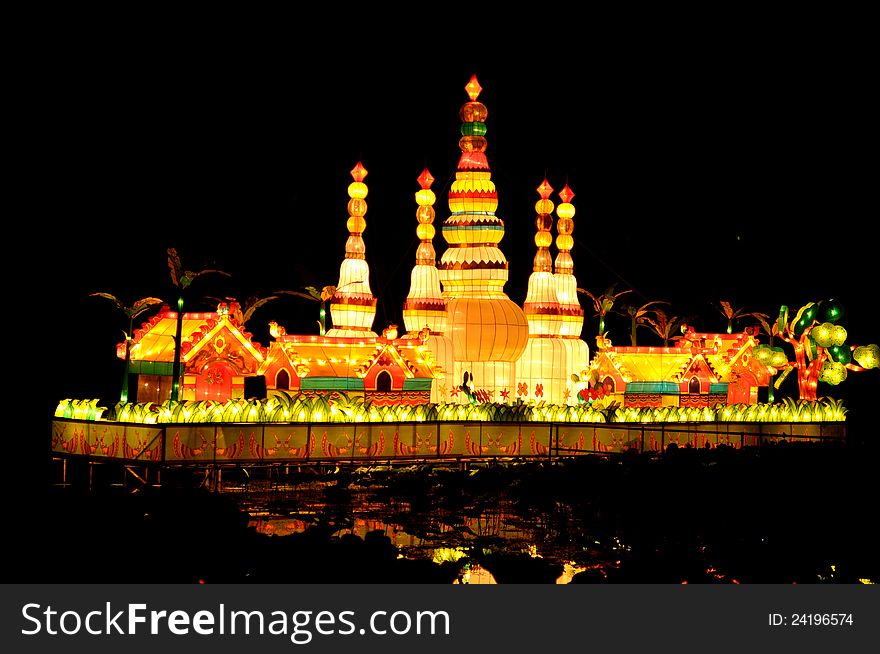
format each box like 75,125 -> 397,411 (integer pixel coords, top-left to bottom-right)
438,74 -> 514,298
438,74 -> 528,396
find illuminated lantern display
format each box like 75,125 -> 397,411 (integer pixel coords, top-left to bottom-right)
438,74 -> 529,399
554,184 -> 589,401
117,303 -> 267,403
777,299 -> 878,400
110,74 -> 880,420
403,168 -> 455,402
516,180 -> 570,403
853,344 -> 879,369
326,162 -> 378,337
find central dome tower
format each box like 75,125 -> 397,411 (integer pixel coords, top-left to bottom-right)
438,75 -> 529,396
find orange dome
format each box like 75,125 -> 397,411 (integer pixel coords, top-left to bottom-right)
446,297 -> 529,362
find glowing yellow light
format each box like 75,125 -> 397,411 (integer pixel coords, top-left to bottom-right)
416,189 -> 436,206
348,182 -> 368,199
812,322 -> 834,347
416,223 -> 435,240
556,203 -> 575,219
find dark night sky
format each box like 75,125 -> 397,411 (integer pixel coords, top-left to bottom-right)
21,32 -> 877,422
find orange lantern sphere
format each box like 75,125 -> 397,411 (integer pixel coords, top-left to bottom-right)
556,234 -> 574,251
534,199 -> 554,215
556,217 -> 574,234
347,198 -> 367,217
535,214 -> 553,231
535,231 -> 553,248
347,216 -> 366,234
416,205 -> 435,223
459,101 -> 488,123
458,135 -> 488,152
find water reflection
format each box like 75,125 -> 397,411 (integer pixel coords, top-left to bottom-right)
244,479 -> 612,584
220,448 -> 875,584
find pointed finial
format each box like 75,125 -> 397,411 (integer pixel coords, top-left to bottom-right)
559,184 -> 575,204
417,168 -> 435,189
465,74 -> 482,101
351,161 -> 368,182
537,178 -> 554,200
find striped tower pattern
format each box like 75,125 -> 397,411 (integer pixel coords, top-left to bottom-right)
403,168 -> 454,402
438,75 -> 529,401
553,184 -> 590,402
515,179 -> 569,403
326,162 -> 378,337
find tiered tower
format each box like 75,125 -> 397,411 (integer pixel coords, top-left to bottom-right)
403,168 -> 454,401
516,180 -> 570,402
438,75 -> 529,400
326,162 -> 378,337
554,184 -> 589,399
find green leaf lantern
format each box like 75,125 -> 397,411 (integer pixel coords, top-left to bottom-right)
819,298 -> 844,323
791,302 -> 816,338
828,344 -> 852,365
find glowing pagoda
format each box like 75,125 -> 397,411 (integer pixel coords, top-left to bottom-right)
326,162 -> 378,337
438,74 -> 529,399
402,168 -> 454,402
553,184 -> 589,393
516,180 -> 571,403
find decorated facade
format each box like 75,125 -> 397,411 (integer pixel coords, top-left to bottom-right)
120,303 -> 267,403
118,74 -> 780,409
589,329 -> 770,408
258,75 -> 593,406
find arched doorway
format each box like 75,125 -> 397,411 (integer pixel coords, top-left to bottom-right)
376,370 -> 393,392
276,369 -> 290,390
689,376 -> 701,394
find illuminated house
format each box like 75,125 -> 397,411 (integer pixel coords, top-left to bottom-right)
121,302 -> 438,406
259,334 -> 437,406
589,330 -> 771,408
120,303 -> 267,403
256,160 -> 442,407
